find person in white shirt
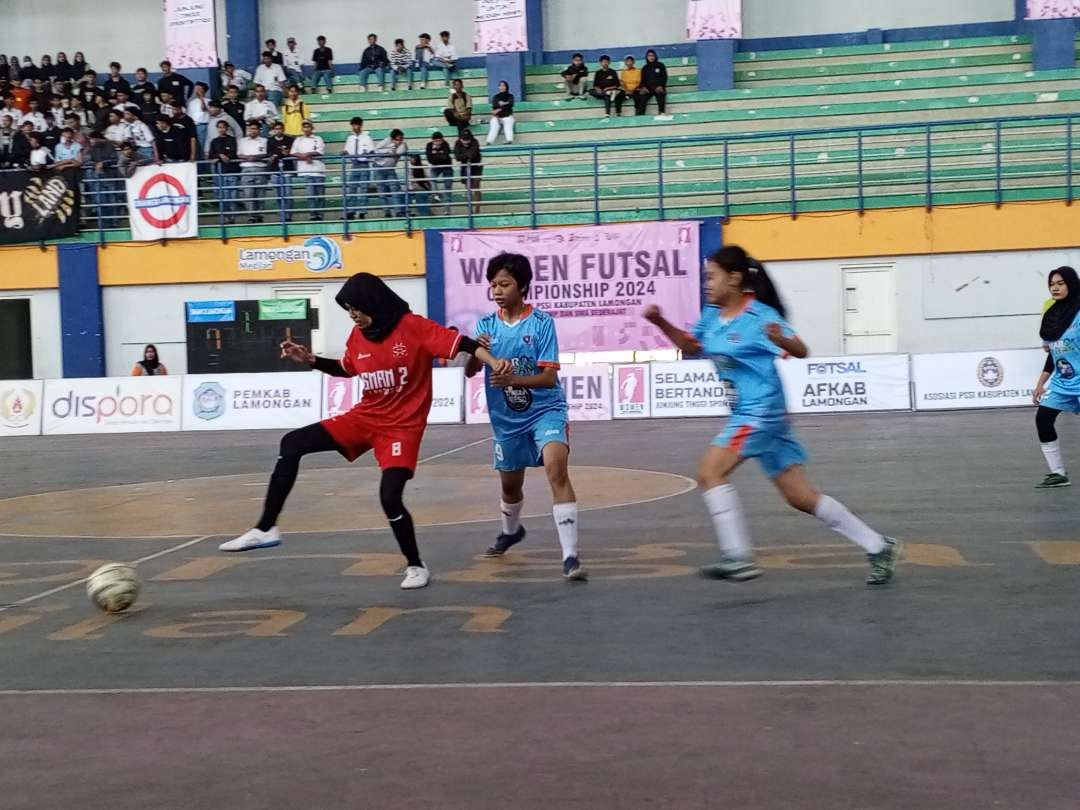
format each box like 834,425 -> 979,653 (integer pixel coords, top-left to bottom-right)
290,120 -> 326,221
221,62 -> 251,96
1,99 -> 22,128
186,82 -> 211,156
22,100 -> 48,132
432,30 -> 458,87
104,110 -> 128,148
243,85 -> 278,137
254,52 -> 288,107
237,120 -> 269,223
342,115 -> 375,219
283,37 -> 304,90
122,108 -> 156,159
27,133 -> 51,170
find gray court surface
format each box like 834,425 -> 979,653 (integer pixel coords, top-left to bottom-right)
2,410 -> 1079,809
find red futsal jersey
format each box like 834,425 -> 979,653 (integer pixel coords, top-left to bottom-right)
321,313 -> 463,468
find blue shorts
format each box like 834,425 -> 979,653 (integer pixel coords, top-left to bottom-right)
711,416 -> 807,479
493,412 -> 569,471
1042,389 -> 1080,414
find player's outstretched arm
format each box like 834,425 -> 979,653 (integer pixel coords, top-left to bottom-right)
457,335 -> 513,377
281,339 -> 351,377
643,305 -> 701,354
490,366 -> 558,390
766,323 -> 808,359
464,334 -> 491,378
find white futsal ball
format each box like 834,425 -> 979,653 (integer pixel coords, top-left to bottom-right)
86,563 -> 140,613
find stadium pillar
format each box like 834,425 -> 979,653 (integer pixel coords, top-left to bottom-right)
695,39 -> 735,92
225,0 -> 262,70
1030,18 -> 1077,71
525,0 -> 543,65
424,230 -> 448,325
699,216 -> 723,311
57,244 -> 105,378
487,53 -> 526,101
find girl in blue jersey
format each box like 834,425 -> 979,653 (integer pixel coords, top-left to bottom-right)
644,245 -> 900,585
1032,266 -> 1080,488
464,253 -> 588,581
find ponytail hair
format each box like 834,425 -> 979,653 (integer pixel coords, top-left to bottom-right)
708,245 -> 787,319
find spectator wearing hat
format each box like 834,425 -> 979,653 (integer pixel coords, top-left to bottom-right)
357,34 -> 389,93
157,60 -> 194,103
588,55 -> 623,117
443,78 -> 472,133
388,39 -> 413,91
431,30 -> 458,87
425,130 -> 453,214
254,51 -> 287,107
342,116 -> 375,219
312,36 -> 335,95
486,80 -> 515,145
283,38 -> 304,90
412,33 -> 435,90
454,128 -> 482,207
290,119 -> 326,221
560,53 -> 589,100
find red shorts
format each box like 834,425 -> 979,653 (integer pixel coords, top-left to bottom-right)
320,415 -> 425,470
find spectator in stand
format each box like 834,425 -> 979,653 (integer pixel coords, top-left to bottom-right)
39,55 -> 57,84
158,60 -> 194,103
443,78 -> 471,133
0,55 -> 11,84
560,53 -> 589,100
388,39 -> 413,91
63,114 -> 88,146
372,127 -> 406,217
41,114 -> 62,152
222,85 -> 246,131
636,49 -> 669,118
186,82 -> 211,154
103,62 -> 131,100
23,99 -> 47,132
312,36 -> 335,95
53,127 -> 83,169
454,127 -> 482,207
343,115 -> 374,219
588,55 -> 623,117
220,62 -> 251,97
132,345 -> 168,376
52,53 -> 70,81
0,115 -> 14,167
153,114 -> 188,163
357,34 -> 389,93
20,57 -> 39,87
206,99 -> 241,146
619,55 -> 641,116
30,77 -> 52,107
265,39 -> 285,66
137,88 -> 161,125
131,68 -> 155,99
266,120 -> 294,217
113,90 -> 140,116
27,132 -> 51,170
83,130 -> 119,220
255,51 -> 287,107
104,109 -> 128,147
1,96 -> 22,127
72,52 -> 89,80
122,108 -> 156,159
169,102 -> 199,161
432,30 -> 458,87
413,33 -> 435,90
238,119 -> 269,222
281,83 -> 309,136
243,84 -> 278,136
290,120 -> 326,221
118,139 -> 153,177
10,82 -> 33,113
425,130 -> 453,213
486,80 -> 514,145
208,119 -> 241,223
10,122 -> 33,166
283,38 -> 304,91
91,94 -> 113,132
408,153 -> 433,216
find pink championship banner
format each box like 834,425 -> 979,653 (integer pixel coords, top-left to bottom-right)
474,0 -> 528,54
163,0 -> 219,69
1026,1 -> 1080,18
687,0 -> 742,39
442,221 -> 701,353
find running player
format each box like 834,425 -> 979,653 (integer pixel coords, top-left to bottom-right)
464,253 -> 587,581
644,245 -> 900,585
220,272 -> 511,590
1032,266 -> 1080,488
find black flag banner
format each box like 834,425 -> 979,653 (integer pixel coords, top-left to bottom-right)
0,169 -> 80,244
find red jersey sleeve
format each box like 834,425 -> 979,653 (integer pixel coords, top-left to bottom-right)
339,329 -> 357,376
408,314 -> 463,360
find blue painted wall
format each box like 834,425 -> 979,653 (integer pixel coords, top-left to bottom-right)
57,244 -> 105,378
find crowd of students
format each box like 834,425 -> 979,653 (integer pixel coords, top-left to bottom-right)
560,50 -> 673,119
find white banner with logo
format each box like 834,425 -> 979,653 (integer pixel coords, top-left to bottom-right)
474,0 -> 528,54
126,163 -> 198,241
779,355 -> 911,413
430,367 -> 466,424
558,364 -> 612,421
164,0 -> 219,69
42,377 -> 182,435
0,379 -> 44,436
912,349 -> 1046,410
613,364 -> 651,419
322,375 -> 359,419
687,0 -> 742,39
183,372 -> 321,430
650,360 -> 731,418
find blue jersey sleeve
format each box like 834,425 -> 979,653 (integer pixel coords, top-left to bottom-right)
757,312 -> 797,357
536,315 -> 560,369
474,314 -> 496,340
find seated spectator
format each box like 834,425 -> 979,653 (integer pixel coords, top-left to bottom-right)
588,55 -> 623,117
413,33 -> 435,90
358,34 -> 389,92
121,108 -> 156,159
131,68 -> 155,99
425,130 -> 453,214
118,139 -> 153,177
53,127 -> 83,169
255,52 -> 287,107
63,114 -> 89,146
10,121 -> 33,166
265,39 -> 285,66
39,54 -> 58,84
372,127 -> 407,217
206,99 -> 241,147
1,95 -> 22,127
290,120 -> 326,221
132,345 -> 168,376
158,60 -> 194,102
312,35 -> 335,95
208,120 -> 241,223
432,30 -> 458,87
0,115 -> 16,166
388,39 -> 413,91
103,62 -> 131,100
237,120 -> 269,222
443,78 -> 472,133
186,82 -> 211,154
71,52 -> 89,80
221,85 -> 246,131
454,128 -> 482,206
9,81 -> 32,112
266,120 -> 294,217
52,52 -> 71,81
220,62 -> 251,97
104,109 -> 128,147
27,132 -> 51,170
243,84 -> 278,136
0,55 -> 10,84
47,96 -> 65,123
620,55 -> 641,114
30,77 -> 52,108
23,99 -> 48,131
137,88 -> 161,125
486,80 -> 515,145
637,49 -> 670,118
342,116 -> 374,220
91,94 -> 113,132
281,84 -> 309,136
561,53 -> 589,100
113,90 -> 140,116
20,56 -> 39,88
153,114 -> 188,163
283,38 -> 304,91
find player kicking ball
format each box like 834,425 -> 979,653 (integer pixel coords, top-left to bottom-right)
220,273 -> 511,590
464,253 -> 587,581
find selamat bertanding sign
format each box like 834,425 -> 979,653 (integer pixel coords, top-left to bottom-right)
778,355 -> 911,413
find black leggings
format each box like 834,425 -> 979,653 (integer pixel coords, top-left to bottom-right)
1037,405 -> 1061,443
256,423 -> 422,567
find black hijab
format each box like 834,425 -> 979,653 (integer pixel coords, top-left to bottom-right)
335,273 -> 411,342
1040,266 -> 1080,342
138,343 -> 160,374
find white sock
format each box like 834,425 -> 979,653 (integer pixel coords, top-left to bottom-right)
500,499 -> 524,535
1041,441 -> 1066,476
814,495 -> 884,554
702,484 -> 752,559
552,502 -> 579,560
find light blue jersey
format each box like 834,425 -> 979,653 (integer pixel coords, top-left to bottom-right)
1046,310 -> 1080,396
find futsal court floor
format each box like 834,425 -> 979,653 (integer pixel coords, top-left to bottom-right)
2,409 -> 1080,809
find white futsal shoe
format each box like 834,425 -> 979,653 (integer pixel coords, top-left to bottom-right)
400,564 -> 431,589
219,527 -> 282,552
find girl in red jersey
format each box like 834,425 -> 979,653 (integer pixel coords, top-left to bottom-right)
220,273 -> 511,590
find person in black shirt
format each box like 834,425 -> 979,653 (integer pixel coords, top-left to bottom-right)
138,89 -> 161,125
154,115 -> 188,162
588,55 -> 623,117
131,68 -> 155,99
54,52 -> 74,82
312,36 -> 334,94
266,119 -> 295,219
103,62 -> 131,100
486,80 -> 514,145
358,34 -> 389,92
30,78 -> 52,108
77,71 -> 106,108
208,119 -> 241,222
425,130 -> 453,214
454,128 -> 482,207
636,49 -> 669,116
560,53 -> 589,100
84,129 -> 121,224
157,60 -> 194,103
41,116 -> 62,151
222,85 -> 246,131
265,39 -> 285,66
169,104 -> 198,161
71,53 -> 89,80
10,122 -> 33,167
20,57 -> 39,84
39,55 -> 58,83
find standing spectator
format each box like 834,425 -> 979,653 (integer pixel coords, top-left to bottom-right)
41,114 -> 62,152
83,130 -> 119,220
63,114 -> 89,146
158,61 -> 194,103
170,103 -> 199,161
104,109 -> 128,147
0,115 -> 15,167
443,78 -> 472,133
137,88 -> 161,125
243,84 -> 278,136
255,52 -> 287,107
637,49 -> 669,118
186,82 -> 211,155
153,115 -> 188,163
357,34 -> 389,93
486,80 -> 514,145
619,55 -> 641,113
408,154 -> 433,216
208,119 -> 241,223
413,33 -> 435,90
342,116 -> 374,219
266,120 -> 294,218
388,39 -> 413,91
2,96 -> 23,127
221,85 -> 246,132
27,132 -> 51,170
454,128 -> 482,207
283,38 -> 304,90
122,108 -> 156,159
10,122 -> 33,166
68,96 -> 91,129
588,55 -> 623,117
131,68 -> 155,99
220,62 -> 251,97
103,62 -> 130,100
560,53 -> 589,100
290,120 -> 326,221
425,130 -> 453,213
91,94 -> 113,133
132,345 -> 168,376
52,127 -> 83,169
117,139 -> 153,177
372,127 -> 406,217
206,100 -> 241,147
432,30 -> 458,87
312,36 -> 335,95
281,84 -> 309,136
23,99 -> 48,132
238,120 -> 269,222
265,39 -> 285,66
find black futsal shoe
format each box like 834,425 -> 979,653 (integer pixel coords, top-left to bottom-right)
485,525 -> 527,557
701,557 -> 763,582
563,556 -> 588,581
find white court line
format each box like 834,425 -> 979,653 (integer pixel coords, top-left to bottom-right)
1,679 -> 1079,697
